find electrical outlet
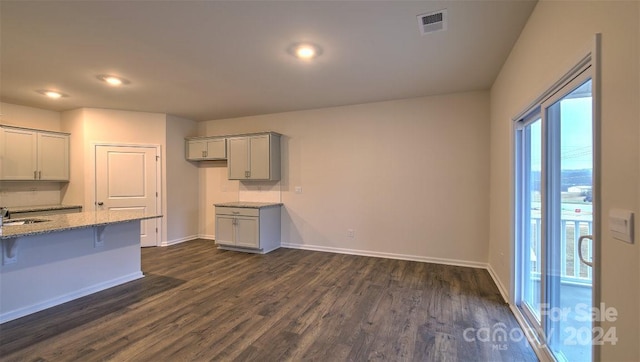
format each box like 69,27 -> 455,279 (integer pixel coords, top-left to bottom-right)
295,186 -> 303,194
347,229 -> 355,238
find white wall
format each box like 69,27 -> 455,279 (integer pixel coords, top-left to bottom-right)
489,1 -> 639,360
165,114 -> 199,245
200,91 -> 491,265
0,102 -> 61,131
60,108 -> 85,206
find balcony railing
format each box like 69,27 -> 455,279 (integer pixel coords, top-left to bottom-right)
530,217 -> 593,286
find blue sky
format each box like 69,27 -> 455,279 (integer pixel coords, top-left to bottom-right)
529,81 -> 592,171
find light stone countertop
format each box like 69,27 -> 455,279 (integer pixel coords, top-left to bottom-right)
0,210 -> 162,239
214,202 -> 283,209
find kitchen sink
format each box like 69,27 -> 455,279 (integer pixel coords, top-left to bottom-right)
3,218 -> 50,226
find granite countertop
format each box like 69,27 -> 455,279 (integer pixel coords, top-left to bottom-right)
214,202 -> 283,209
0,210 -> 162,239
7,204 -> 83,213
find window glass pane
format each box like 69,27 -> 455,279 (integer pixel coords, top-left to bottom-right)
521,118 -> 542,320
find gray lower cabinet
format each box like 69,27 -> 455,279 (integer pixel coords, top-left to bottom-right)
215,205 -> 281,253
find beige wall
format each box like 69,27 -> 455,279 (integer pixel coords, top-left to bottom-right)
0,102 -> 61,131
60,108 -> 85,206
200,91 -> 491,265
489,1 -> 639,360
165,114 -> 199,244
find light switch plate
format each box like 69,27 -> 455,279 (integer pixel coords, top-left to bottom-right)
609,209 -> 634,244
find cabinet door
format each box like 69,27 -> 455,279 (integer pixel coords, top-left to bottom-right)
0,128 -> 37,180
206,139 -> 226,159
235,216 -> 260,249
249,135 -> 270,180
215,215 -> 236,246
186,140 -> 207,160
38,132 -> 69,180
227,137 -> 249,180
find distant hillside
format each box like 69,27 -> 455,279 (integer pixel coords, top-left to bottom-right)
531,169 -> 592,191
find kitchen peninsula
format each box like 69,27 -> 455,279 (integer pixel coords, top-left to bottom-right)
0,210 -> 161,323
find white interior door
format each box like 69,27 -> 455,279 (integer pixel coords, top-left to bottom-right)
96,145 -> 159,247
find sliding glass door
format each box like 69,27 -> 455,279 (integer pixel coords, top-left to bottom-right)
544,77 -> 594,361
517,113 -> 542,324
515,68 -> 595,361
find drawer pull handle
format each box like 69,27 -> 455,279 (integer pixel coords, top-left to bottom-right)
232,211 -> 240,214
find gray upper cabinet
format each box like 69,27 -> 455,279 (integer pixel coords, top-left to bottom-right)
0,126 -> 70,181
185,137 -> 226,161
227,132 -> 280,181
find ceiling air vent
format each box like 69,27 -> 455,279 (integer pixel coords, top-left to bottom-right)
417,9 -> 447,35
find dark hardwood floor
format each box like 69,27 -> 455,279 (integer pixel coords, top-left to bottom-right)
0,239 -> 537,361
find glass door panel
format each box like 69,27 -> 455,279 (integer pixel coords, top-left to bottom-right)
521,118 -> 543,322
545,79 -> 593,361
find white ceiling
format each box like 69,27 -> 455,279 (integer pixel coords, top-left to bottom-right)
0,1 -> 536,121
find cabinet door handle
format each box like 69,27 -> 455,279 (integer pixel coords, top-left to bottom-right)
245,171 -> 250,178
34,171 -> 37,179
38,171 -> 42,179
202,150 -> 206,157
578,235 -> 594,268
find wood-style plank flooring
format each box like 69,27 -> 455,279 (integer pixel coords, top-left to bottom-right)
0,240 -> 537,361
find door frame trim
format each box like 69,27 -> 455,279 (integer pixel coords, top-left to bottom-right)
91,142 -> 162,247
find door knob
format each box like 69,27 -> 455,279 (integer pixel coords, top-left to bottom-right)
97,202 -> 104,206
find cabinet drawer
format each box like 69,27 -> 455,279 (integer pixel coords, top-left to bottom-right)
215,207 -> 259,217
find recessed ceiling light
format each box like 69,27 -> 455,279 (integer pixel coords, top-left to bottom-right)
289,43 -> 322,60
36,89 -> 68,99
97,74 -> 130,86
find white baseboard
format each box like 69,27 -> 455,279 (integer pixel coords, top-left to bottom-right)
160,235 -> 198,247
0,272 -> 144,324
280,242 -> 487,269
486,263 -> 510,303
198,234 -> 215,241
